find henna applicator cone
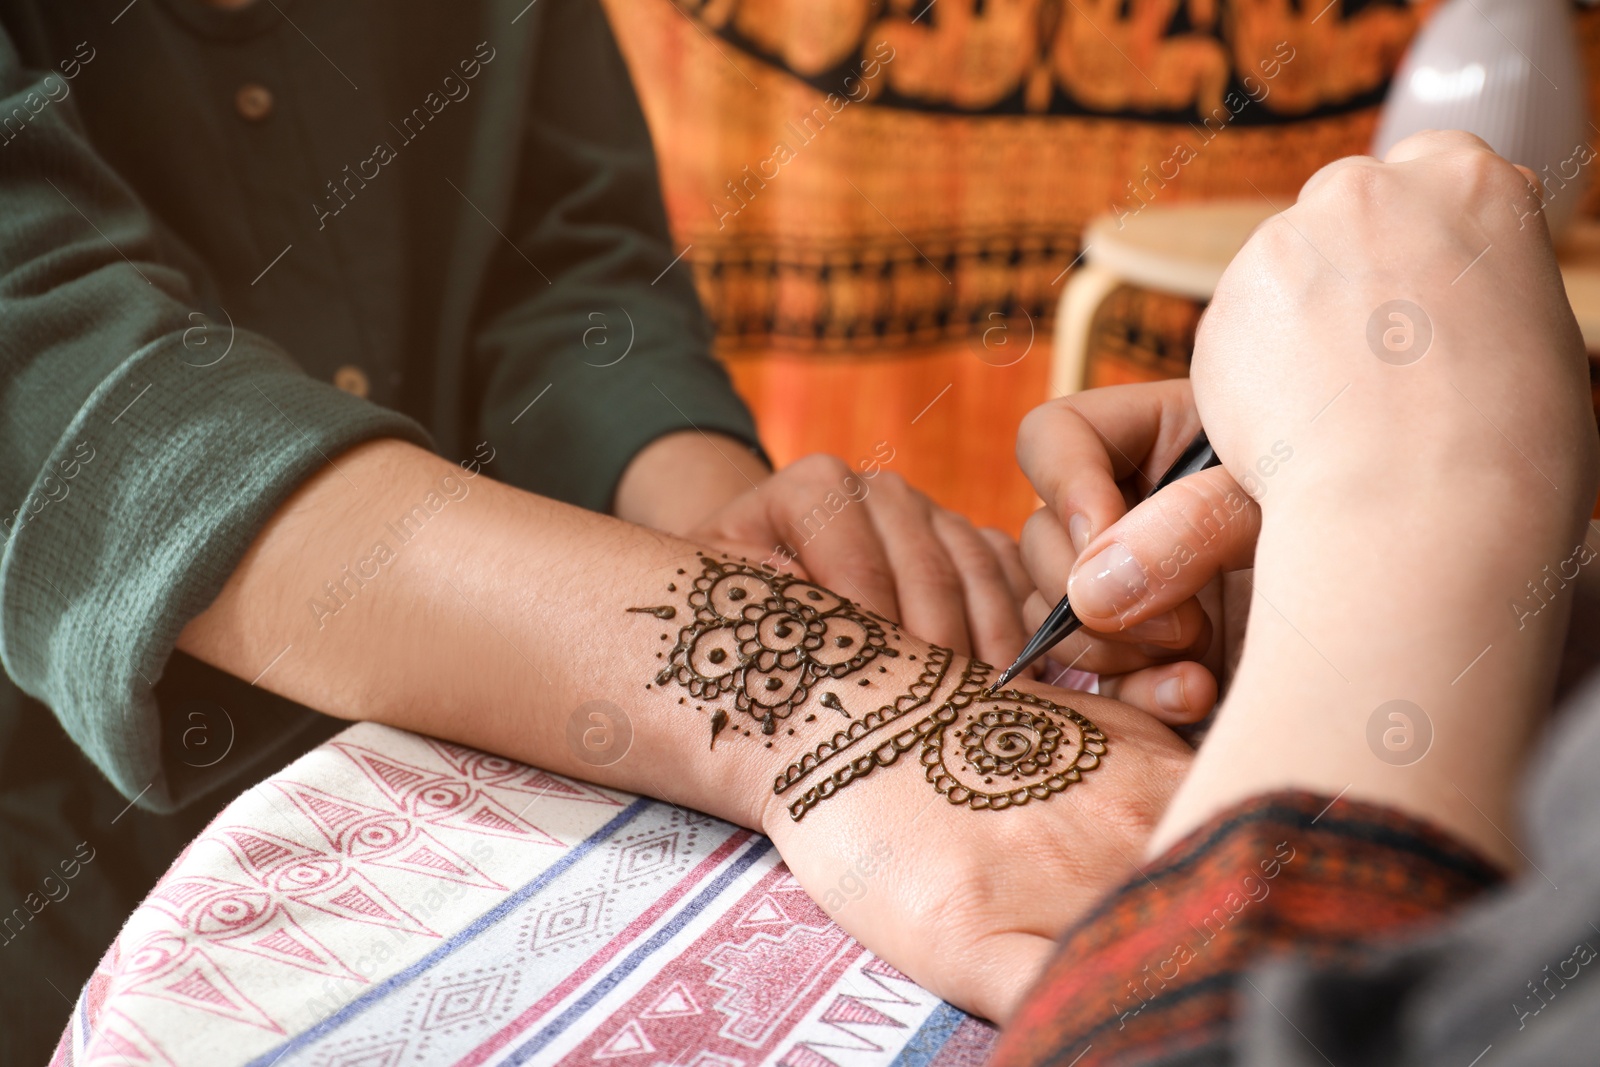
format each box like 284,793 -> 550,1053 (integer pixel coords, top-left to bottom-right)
990,430 -> 1222,692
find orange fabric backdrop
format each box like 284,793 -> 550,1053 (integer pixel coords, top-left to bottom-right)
603,0 -> 1593,533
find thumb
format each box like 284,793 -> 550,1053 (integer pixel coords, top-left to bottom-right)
1066,465 -> 1259,631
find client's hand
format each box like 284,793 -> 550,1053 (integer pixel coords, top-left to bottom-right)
754,640 -> 1191,1024
602,551 -> 1193,1025
685,454 -> 1035,667
615,435 -> 1035,668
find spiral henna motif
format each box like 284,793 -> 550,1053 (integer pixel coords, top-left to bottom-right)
921,689 -> 1107,811
784,659 -> 1108,820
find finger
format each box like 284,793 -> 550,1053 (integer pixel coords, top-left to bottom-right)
1019,506 -> 1076,606
933,510 -> 1029,668
773,455 -> 903,624
1023,591 -> 1212,676
862,473 -> 972,653
1016,380 -> 1202,561
1068,465 -> 1260,631
1098,660 -> 1218,726
979,526 -> 1035,604
1023,585 -> 1210,653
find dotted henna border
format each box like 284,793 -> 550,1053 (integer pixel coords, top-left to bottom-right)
773,644 -> 952,797
783,652 -> 989,822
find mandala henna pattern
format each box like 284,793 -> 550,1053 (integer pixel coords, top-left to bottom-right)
920,683 -> 1108,812
635,557 -> 1108,820
656,557 -> 891,736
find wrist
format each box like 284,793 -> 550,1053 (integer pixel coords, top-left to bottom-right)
1153,476 -> 1590,866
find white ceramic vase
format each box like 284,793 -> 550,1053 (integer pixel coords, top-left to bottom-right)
1373,0 -> 1591,235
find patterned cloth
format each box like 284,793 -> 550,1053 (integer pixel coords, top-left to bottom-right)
601,0 -> 1435,531
989,792 -> 1504,1067
51,723 -> 994,1067
603,1 -> 1600,532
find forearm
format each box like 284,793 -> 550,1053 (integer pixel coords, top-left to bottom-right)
612,429 -> 770,535
176,439 -> 910,830
1150,479 -> 1585,867
177,435 -> 1080,828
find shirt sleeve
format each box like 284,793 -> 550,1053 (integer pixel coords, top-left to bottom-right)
990,792 -> 1504,1067
470,0 -> 763,513
0,26 -> 432,811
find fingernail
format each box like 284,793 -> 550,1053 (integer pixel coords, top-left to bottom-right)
1070,543 -> 1148,619
1068,513 -> 1093,554
1125,610 -> 1181,644
1155,676 -> 1187,715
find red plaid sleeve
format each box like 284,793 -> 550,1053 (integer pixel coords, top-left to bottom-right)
991,791 -> 1504,1067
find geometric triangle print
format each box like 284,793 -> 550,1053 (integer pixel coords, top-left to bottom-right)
365,826 -> 505,890
593,1019 -> 655,1059
330,743 -> 442,811
639,981 -> 701,1019
424,739 -> 483,778
819,993 -> 905,1029
219,828 -> 316,882
275,783 -> 391,851
503,769 -> 622,807
779,1045 -> 843,1067
123,948 -> 284,1033
293,868 -> 438,938
86,1009 -> 177,1066
427,791 -> 563,847
321,1039 -> 409,1067
769,871 -> 806,893
739,895 -> 790,926
860,955 -> 912,983
213,907 -> 367,984
146,876 -> 230,922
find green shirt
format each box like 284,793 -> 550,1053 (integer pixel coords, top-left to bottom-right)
0,2 -> 758,1050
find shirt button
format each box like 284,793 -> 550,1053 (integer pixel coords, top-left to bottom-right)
234,83 -> 274,122
333,365 -> 370,398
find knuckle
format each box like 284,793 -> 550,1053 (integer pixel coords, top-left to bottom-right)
792,452 -> 851,483
1150,475 -> 1243,542
874,469 -> 910,497
1310,158 -> 1385,208
1016,403 -> 1056,455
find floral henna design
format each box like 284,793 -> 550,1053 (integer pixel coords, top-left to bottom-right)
655,557 -> 892,736
631,557 -> 1108,819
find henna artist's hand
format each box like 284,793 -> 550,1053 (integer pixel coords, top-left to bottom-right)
1015,380 -> 1262,725
681,453 -> 1033,668
1146,131 -> 1600,864
759,669 -> 1191,1024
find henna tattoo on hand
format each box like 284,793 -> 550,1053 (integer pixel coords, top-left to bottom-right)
632,557 -> 1108,819
919,665 -> 1107,812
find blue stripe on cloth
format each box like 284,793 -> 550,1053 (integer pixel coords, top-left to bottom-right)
889,1002 -> 968,1067
245,797 -> 653,1067
505,836 -> 775,1064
